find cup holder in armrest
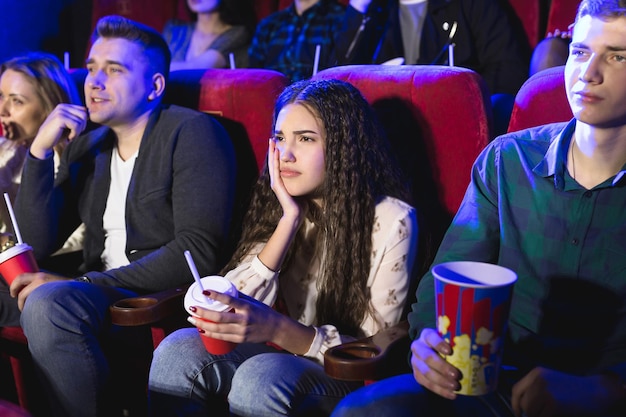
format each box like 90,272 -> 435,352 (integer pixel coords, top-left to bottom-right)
110,286 -> 188,327
324,321 -> 410,381
329,343 -> 381,360
113,297 -> 159,309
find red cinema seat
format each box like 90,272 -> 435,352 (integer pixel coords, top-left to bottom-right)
91,0 -> 180,32
545,0 -> 580,36
311,64 -> 493,381
507,65 -> 572,133
166,68 -> 289,173
314,64 -> 492,219
507,0 -> 542,49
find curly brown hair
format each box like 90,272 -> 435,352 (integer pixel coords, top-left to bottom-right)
222,79 -> 409,336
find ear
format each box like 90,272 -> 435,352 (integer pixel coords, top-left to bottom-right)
147,73 -> 166,101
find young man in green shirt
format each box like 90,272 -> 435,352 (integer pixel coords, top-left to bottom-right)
333,0 -> 626,416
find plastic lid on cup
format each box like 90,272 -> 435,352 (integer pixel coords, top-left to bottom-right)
432,261 -> 517,288
184,275 -> 237,313
0,243 -> 33,263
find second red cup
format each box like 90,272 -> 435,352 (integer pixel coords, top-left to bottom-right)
184,275 -> 239,355
0,243 -> 39,286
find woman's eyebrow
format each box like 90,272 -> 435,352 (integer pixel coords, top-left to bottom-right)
292,129 -> 319,135
7,92 -> 28,100
273,129 -> 320,135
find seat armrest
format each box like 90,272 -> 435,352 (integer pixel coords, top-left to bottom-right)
324,321 -> 411,381
110,286 -> 189,327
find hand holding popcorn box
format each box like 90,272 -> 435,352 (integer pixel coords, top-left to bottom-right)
433,261 -> 517,395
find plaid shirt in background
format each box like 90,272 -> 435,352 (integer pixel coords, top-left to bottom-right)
408,119 -> 626,381
248,0 -> 346,82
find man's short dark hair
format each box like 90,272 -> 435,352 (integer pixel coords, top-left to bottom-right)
92,15 -> 171,81
576,0 -> 626,22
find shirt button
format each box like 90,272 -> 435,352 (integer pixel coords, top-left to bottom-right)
572,238 -> 579,245
583,191 -> 592,198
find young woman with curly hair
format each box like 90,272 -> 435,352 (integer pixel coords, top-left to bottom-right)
148,78 -> 418,416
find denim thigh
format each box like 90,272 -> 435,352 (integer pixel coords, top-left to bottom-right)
149,327 -> 278,417
229,352 -> 363,417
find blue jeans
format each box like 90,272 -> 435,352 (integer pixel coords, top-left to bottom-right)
20,280 -> 142,417
331,373 -> 516,417
229,353 -> 362,416
148,328 -> 362,416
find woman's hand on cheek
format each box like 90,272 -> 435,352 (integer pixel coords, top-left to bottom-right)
268,138 -> 302,220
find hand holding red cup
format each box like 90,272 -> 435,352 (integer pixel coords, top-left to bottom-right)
0,243 -> 39,286
1,194 -> 38,286
184,275 -> 239,355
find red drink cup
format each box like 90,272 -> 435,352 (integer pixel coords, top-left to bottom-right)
0,243 -> 39,286
433,261 -> 517,395
184,275 -> 238,355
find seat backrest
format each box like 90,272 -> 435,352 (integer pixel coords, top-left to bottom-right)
545,0 -> 580,35
507,0 -> 542,48
91,0 -> 180,33
165,69 -> 289,173
507,65 -> 572,133
165,68 -> 290,255
313,65 -> 492,274
256,0 -> 281,21
277,0 -> 349,10
313,65 -> 491,217
172,0 -> 279,25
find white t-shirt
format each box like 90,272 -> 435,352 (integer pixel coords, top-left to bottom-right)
101,148 -> 137,270
399,0 -> 428,65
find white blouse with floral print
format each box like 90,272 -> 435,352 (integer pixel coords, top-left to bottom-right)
224,196 -> 418,363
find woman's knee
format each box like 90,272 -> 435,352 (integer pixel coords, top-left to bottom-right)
228,353 -> 297,415
150,328 -> 205,390
230,353 -> 283,397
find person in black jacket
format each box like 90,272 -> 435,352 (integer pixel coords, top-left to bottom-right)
11,15 -> 236,417
337,0 -> 531,134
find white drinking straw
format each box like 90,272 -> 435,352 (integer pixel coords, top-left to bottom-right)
312,44 -> 321,76
3,193 -> 23,244
448,43 -> 455,67
184,250 -> 204,291
229,53 -> 236,69
447,21 -> 457,67
64,52 -> 70,70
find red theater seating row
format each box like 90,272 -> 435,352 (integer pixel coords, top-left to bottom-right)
0,64 -> 571,414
